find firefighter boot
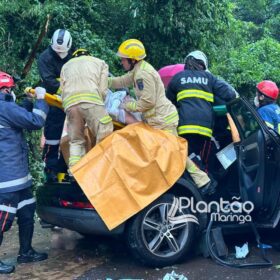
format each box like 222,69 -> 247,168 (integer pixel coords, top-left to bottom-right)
200,179 -> 218,196
0,234 -> 15,274
0,261 -> 15,274
17,224 -> 48,264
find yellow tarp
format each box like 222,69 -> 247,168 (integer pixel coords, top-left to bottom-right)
71,122 -> 187,230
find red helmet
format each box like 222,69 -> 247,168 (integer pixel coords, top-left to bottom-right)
256,80 -> 279,100
0,72 -> 15,89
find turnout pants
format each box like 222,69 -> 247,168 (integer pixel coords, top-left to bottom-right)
163,126 -> 210,188
0,187 -> 36,254
67,103 -> 114,167
182,134 -> 212,172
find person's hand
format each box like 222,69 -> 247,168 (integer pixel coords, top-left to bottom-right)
24,87 -> 34,98
24,87 -> 32,94
35,87 -> 46,99
119,102 -> 126,109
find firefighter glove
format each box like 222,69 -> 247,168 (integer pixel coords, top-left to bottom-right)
35,87 -> 46,100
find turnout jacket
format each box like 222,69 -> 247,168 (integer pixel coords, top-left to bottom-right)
60,56 -> 109,111
38,46 -> 72,94
166,70 -> 237,137
0,93 -> 49,193
258,103 -> 280,134
109,60 -> 178,130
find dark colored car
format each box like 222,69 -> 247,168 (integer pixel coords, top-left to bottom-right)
36,97 -> 280,267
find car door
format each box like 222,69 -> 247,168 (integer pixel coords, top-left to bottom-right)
227,97 -> 280,227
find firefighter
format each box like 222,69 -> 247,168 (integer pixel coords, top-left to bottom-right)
109,39 -> 216,195
0,72 -> 48,274
38,29 -> 72,182
166,50 -> 237,169
255,80 -> 280,134
60,48 -> 113,168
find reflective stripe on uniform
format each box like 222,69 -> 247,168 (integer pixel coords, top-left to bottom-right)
69,156 -> 81,166
265,121 -> 274,129
56,87 -> 62,95
108,77 -> 113,88
140,61 -> 153,72
63,93 -> 103,108
265,121 -> 280,134
164,111 -> 179,124
32,108 -> 47,120
178,125 -> 212,137
0,205 -> 17,214
163,129 -> 173,134
55,78 -> 62,94
187,164 -> 199,173
0,124 -> 10,128
99,115 -> 112,124
125,101 -> 137,111
177,89 -> 214,102
0,174 -> 32,189
17,197 -> 36,210
45,139 -> 60,145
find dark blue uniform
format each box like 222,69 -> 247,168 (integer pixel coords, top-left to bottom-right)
0,92 -> 48,256
38,46 -> 71,176
258,103 -> 280,134
167,70 -> 236,168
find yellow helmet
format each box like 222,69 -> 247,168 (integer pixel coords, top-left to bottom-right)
72,48 -> 91,58
117,39 -> 146,61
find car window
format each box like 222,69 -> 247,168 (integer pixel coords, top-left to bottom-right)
231,102 -> 261,139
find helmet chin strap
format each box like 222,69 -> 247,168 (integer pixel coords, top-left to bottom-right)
128,59 -> 137,71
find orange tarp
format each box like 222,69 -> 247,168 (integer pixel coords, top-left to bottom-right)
71,122 -> 187,230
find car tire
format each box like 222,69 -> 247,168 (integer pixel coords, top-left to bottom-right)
126,193 -> 197,267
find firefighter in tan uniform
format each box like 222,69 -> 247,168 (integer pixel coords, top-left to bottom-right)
109,39 -> 216,195
61,49 -> 113,167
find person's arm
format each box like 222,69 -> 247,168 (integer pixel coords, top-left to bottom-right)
124,71 -> 156,112
38,55 -> 60,94
19,97 -> 33,112
166,77 -> 178,105
257,107 -> 274,129
6,89 -> 49,130
99,61 -> 109,100
60,64 -> 66,96
108,72 -> 134,89
212,76 -> 238,104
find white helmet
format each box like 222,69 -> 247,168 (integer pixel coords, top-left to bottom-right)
51,29 -> 72,53
185,50 -> 208,70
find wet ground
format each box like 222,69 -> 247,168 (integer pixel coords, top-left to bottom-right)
0,220 -> 280,280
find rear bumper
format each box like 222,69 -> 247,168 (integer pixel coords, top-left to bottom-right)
37,206 -> 125,235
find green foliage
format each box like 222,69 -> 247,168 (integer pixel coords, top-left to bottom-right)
212,37 -> 280,97
25,130 -> 45,189
128,0 -> 233,68
233,0 -> 271,24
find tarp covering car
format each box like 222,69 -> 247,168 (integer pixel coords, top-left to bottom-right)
71,122 -> 187,230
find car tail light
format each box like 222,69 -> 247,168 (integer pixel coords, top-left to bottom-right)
59,199 -> 94,209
